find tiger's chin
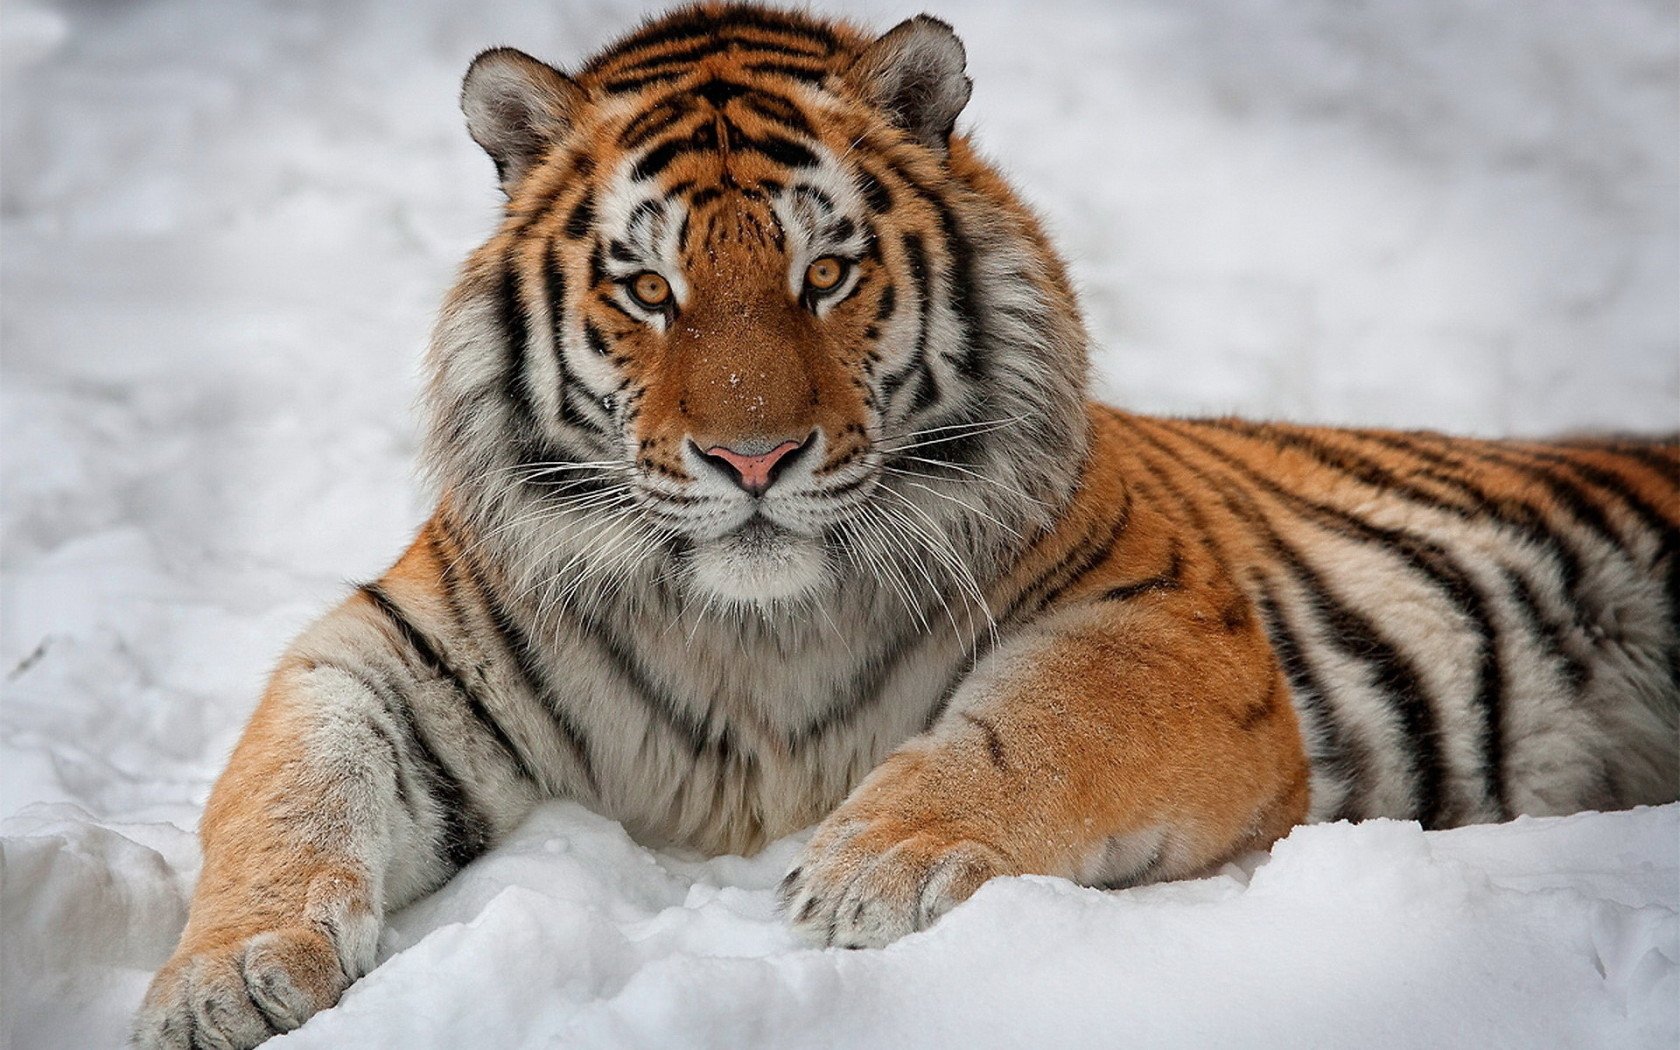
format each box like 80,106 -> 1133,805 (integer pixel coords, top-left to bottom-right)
686,519 -> 829,608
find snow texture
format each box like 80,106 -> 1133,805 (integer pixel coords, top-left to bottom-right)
2,1 -> 1676,1047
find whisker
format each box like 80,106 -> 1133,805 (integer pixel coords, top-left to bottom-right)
877,414 -> 1030,454
898,480 -> 1020,537
890,456 -> 1051,511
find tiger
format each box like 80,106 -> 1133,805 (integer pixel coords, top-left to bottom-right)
133,4 -> 1680,1047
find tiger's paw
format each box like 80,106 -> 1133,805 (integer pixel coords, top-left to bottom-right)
779,810 -> 1012,949
131,927 -> 354,1050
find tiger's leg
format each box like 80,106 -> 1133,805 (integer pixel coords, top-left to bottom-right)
133,576 -> 543,1048
782,589 -> 1311,948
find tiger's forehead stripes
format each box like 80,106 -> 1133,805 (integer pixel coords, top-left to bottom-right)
583,4 -> 847,88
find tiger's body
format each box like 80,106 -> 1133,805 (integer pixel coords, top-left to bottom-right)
136,6 -> 1679,1047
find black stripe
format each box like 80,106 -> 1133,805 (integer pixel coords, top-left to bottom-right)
997,479 -> 1132,625
630,121 -> 717,181
874,155 -> 989,384
598,294 -> 641,324
320,656 -> 488,871
568,384 -> 616,437
619,97 -> 697,150
1323,427 -> 1592,621
359,583 -> 540,788
1408,431 -> 1680,691
622,198 -> 664,242
689,76 -> 750,108
359,704 -> 415,819
1100,542 -> 1184,602
857,168 -> 894,213
878,234 -> 931,408
509,154 -> 593,237
873,282 -> 897,323
583,320 -> 611,358
737,91 -> 814,137
381,674 -> 487,871
1500,565 -> 1589,691
1119,414 -> 1450,827
1164,419 -> 1507,821
931,199 -> 987,382
598,12 -> 835,67
1119,420 -> 1371,819
441,517 -> 599,794
1392,430 -> 1627,549
583,612 -> 726,758
1253,585 -> 1371,820
792,183 -> 834,216
1515,442 -> 1677,535
610,37 -> 821,75
564,192 -> 596,240
542,241 -> 590,431
1514,443 -> 1680,691
1595,442 -> 1680,486
738,127 -> 819,168
630,118 -> 818,182
1112,423 -> 1241,585
1215,421 -> 1616,761
498,260 -> 540,438
788,619 -> 929,746
908,358 -> 941,416
602,69 -> 690,95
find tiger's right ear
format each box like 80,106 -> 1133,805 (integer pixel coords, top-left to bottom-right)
461,48 -> 582,191
846,16 -> 972,153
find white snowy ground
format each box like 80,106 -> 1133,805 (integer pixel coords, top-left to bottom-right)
2,1 -> 1676,1047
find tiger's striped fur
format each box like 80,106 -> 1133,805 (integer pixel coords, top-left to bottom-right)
135,6 -> 1679,1047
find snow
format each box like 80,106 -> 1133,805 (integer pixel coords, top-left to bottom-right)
8,802 -> 1678,1048
2,0 -> 1676,1047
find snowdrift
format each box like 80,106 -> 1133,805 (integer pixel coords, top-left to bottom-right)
5,801 -> 1676,1048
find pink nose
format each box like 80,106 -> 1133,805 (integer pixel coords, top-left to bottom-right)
701,438 -> 806,495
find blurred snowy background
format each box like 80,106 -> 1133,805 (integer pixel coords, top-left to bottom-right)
2,1 -> 1676,1047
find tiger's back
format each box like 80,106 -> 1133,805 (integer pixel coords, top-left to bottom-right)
1099,412 -> 1679,826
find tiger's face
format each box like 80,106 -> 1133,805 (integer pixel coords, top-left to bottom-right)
559,148 -> 892,602
429,7 -> 1088,613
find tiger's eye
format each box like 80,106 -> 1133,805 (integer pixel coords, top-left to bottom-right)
805,256 -> 845,292
630,272 -> 671,309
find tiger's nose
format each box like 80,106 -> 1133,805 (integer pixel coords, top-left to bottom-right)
694,434 -> 812,496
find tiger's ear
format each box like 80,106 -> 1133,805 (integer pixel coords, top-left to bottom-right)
461,48 -> 582,190
846,16 -> 972,153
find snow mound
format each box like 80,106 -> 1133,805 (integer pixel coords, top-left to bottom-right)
4,802 -> 1676,1048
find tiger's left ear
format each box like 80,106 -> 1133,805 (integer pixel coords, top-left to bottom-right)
846,16 -> 972,153
461,47 -> 582,191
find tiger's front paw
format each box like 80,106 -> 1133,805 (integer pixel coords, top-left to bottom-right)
779,807 -> 1012,949
131,927 -> 352,1050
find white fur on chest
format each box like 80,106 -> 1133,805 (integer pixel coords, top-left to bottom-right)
523,585 -> 976,854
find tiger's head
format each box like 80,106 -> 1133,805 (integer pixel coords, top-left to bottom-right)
427,4 -> 1090,617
